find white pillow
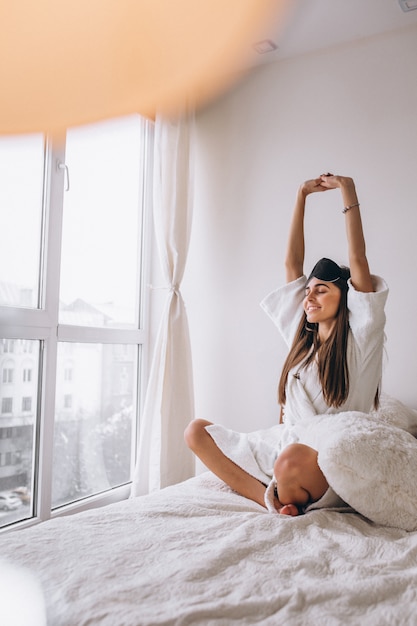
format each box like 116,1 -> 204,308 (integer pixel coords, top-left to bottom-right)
372,393 -> 417,436
316,408 -> 417,531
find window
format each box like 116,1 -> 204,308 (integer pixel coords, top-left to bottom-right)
2,340 -> 15,353
0,115 -> 152,530
2,368 -> 14,384
1,398 -> 13,414
23,368 -> 32,383
0,451 -> 20,467
0,452 -> 12,467
63,394 -> 72,409
22,397 -> 32,412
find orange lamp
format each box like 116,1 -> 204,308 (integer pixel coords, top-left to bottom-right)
0,0 -> 288,133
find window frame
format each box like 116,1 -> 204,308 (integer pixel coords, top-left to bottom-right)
0,117 -> 154,531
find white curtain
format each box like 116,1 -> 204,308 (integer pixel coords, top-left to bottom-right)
131,113 -> 195,496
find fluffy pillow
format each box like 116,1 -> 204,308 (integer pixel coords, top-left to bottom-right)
315,405 -> 417,531
372,393 -> 417,436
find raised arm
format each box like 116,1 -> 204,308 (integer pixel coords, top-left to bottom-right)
285,177 -> 327,283
320,175 -> 374,293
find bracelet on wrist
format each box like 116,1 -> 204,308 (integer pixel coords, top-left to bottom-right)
342,202 -> 360,214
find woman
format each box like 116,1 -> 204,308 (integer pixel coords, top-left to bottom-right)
184,174 -> 388,516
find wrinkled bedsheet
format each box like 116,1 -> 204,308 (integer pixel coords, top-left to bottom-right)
2,472 -> 417,625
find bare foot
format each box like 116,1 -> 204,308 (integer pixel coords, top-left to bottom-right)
278,503 -> 299,517
273,495 -> 299,516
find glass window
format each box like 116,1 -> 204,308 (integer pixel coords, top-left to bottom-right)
21,341 -> 33,354
0,135 -> 45,308
2,340 -> 15,354
59,116 -> 145,328
0,115 -> 151,531
63,395 -> 72,409
0,340 -> 39,526
52,342 -> 138,508
22,397 -> 32,412
1,398 -> 13,414
23,369 -> 32,383
2,368 -> 14,384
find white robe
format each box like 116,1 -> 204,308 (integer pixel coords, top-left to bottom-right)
206,274 -> 389,512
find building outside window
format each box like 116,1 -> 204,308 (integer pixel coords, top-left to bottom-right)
0,115 -> 153,530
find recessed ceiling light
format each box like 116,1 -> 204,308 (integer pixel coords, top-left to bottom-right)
253,39 -> 278,54
398,0 -> 417,11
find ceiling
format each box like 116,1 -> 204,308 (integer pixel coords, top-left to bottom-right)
250,0 -> 417,65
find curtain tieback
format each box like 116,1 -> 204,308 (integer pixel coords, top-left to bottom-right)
149,283 -> 180,295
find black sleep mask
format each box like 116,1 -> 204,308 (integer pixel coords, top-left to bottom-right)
307,258 -> 350,283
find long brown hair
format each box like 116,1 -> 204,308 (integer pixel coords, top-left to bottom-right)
278,277 -> 350,409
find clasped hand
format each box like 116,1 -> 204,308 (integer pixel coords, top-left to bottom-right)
301,174 -> 354,196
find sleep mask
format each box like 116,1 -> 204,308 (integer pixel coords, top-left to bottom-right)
307,258 -> 350,284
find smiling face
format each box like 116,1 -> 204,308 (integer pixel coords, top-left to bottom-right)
303,277 -> 342,330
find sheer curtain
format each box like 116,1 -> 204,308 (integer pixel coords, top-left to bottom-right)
131,113 -> 195,496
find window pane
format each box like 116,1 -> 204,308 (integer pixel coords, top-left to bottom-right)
59,116 -> 144,328
52,342 -> 138,509
0,135 -> 45,308
0,339 -> 39,528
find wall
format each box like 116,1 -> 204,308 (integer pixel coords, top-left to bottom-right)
180,24 -> 417,441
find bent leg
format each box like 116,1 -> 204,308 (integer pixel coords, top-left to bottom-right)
273,443 -> 328,508
184,419 -> 267,508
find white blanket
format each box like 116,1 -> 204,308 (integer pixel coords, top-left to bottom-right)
207,395 -> 417,530
2,471 -> 417,625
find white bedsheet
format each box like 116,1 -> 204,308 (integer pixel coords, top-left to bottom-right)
1,472 -> 417,625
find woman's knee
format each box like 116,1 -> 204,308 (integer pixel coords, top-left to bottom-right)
274,443 -> 318,480
274,443 -> 328,503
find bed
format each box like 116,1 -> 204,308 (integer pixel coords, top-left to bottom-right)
2,395 -> 417,625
